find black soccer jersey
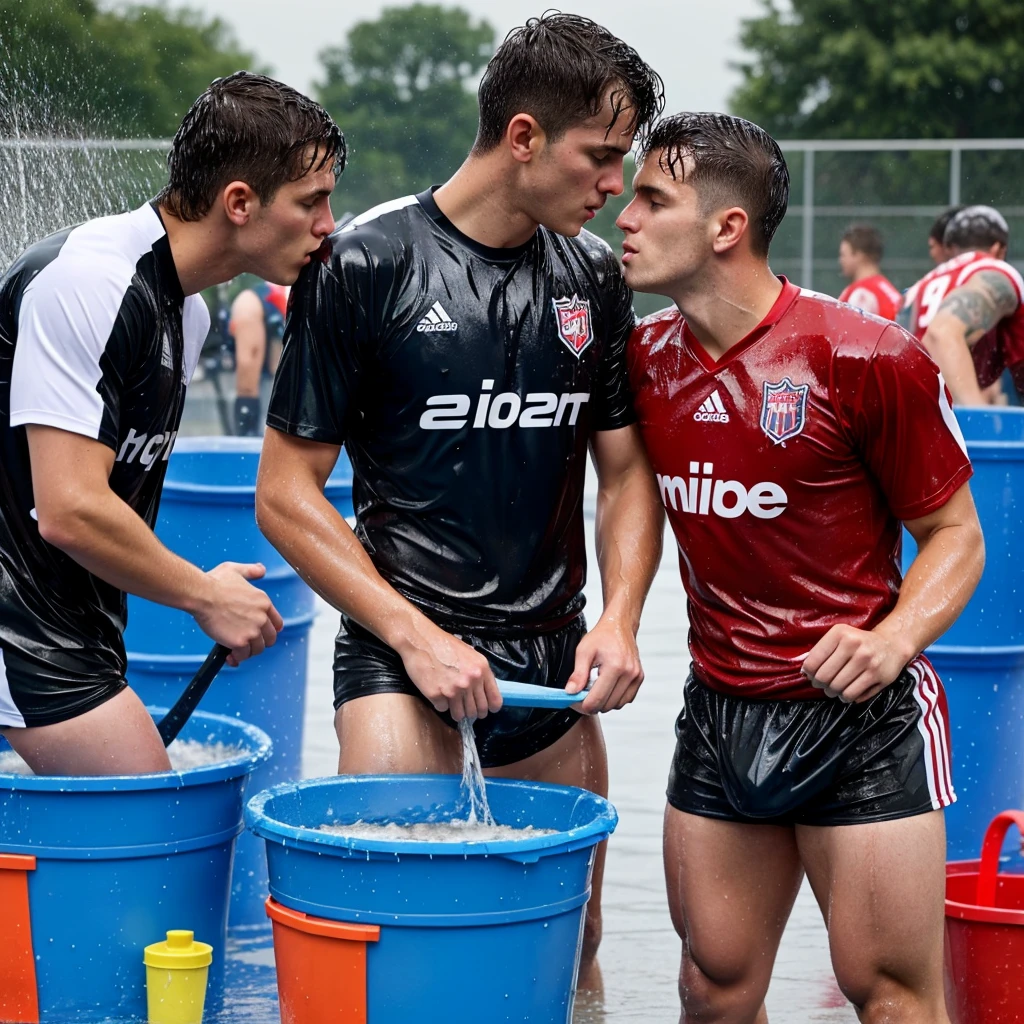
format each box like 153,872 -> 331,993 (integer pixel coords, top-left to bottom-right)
269,188 -> 635,633
0,203 -> 208,724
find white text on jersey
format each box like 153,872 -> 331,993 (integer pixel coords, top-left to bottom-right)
416,301 -> 458,333
657,462 -> 788,520
693,390 -> 730,423
116,428 -> 177,469
419,379 -> 589,430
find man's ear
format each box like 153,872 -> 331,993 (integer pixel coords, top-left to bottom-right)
712,207 -> 750,254
221,181 -> 259,226
506,113 -> 545,165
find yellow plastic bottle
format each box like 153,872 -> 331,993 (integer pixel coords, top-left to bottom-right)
143,929 -> 213,1024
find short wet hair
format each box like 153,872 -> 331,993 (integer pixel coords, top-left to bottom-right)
944,205 -> 1009,251
639,112 -> 790,258
474,12 -> 664,152
158,72 -> 346,222
841,223 -> 884,263
929,205 -> 964,246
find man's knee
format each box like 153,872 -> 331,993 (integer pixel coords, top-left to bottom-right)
835,969 -> 947,1024
581,901 -> 602,965
678,948 -> 770,1023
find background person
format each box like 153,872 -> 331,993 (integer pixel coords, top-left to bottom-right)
256,13 -> 665,991
836,222 -> 901,320
903,204 -> 1023,405
928,204 -> 965,264
0,72 -> 344,776
617,112 -> 983,1023
230,280 -> 289,436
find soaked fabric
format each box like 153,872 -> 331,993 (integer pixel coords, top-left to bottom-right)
333,614 -> 585,769
838,273 -> 902,322
628,280 -> 973,698
0,203 -> 208,727
269,187 -> 635,633
902,250 -> 1024,398
667,661 -> 955,825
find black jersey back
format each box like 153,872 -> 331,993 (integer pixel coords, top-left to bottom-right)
269,189 -> 635,632
0,203 -> 208,715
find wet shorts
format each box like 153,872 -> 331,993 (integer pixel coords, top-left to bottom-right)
333,614 -> 586,769
667,658 -> 955,826
0,646 -> 127,729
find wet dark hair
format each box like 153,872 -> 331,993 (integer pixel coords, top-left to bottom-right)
929,205 -> 964,245
841,223 -> 884,263
473,11 -> 664,153
157,72 -> 346,222
944,204 -> 1009,251
638,112 -> 790,258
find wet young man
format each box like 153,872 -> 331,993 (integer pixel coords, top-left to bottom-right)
0,73 -> 344,775
836,222 -> 901,321
256,13 -> 665,987
617,113 -> 983,1022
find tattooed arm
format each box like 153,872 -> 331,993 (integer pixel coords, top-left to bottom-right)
921,270 -> 1020,405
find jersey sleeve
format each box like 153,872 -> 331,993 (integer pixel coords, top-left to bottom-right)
590,264 -> 637,432
266,237 -> 380,445
956,257 -> 1024,305
837,324 -> 973,521
9,258 -> 140,449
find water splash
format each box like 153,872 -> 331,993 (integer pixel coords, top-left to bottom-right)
458,717 -> 494,826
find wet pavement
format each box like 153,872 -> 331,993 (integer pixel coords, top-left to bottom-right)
212,517 -> 859,1023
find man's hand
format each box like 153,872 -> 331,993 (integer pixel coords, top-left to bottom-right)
801,624 -> 907,704
191,562 -> 284,666
397,625 -> 502,723
565,616 -> 644,714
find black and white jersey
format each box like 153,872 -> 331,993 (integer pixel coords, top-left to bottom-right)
268,188 -> 635,633
0,203 -> 208,722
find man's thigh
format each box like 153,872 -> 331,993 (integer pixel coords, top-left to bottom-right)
665,806 -> 803,1014
796,810 -> 948,1016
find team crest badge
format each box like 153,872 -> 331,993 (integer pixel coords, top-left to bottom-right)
760,377 -> 810,444
552,295 -> 594,358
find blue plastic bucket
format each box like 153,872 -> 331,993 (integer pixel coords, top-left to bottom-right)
246,775 -> 617,1024
0,708 -> 270,1023
903,407 -> 1024,647
927,645 -> 1024,860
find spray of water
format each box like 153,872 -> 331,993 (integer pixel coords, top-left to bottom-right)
458,718 -> 494,826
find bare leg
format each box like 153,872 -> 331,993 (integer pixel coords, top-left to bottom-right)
1,687 -> 171,775
797,811 -> 950,1023
487,715 -> 609,991
664,807 -> 804,1023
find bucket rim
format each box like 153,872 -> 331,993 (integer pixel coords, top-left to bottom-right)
246,773 -> 618,857
0,707 -> 272,790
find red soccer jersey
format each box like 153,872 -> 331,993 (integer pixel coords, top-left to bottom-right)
838,273 -> 902,321
903,251 -> 1024,392
628,280 -> 973,699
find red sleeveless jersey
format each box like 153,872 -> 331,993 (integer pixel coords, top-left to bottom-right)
903,251 -> 1024,391
628,280 -> 972,698
838,273 -> 902,321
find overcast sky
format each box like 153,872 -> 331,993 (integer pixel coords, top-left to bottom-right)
189,0 -> 765,115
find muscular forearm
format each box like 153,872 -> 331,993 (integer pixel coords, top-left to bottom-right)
922,315 -> 987,406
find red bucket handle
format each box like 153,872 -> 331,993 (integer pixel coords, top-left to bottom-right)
976,810 -> 1024,907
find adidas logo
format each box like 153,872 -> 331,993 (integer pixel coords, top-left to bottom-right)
416,301 -> 458,333
693,389 -> 730,423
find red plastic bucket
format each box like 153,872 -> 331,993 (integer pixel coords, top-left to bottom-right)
945,811 -> 1024,1023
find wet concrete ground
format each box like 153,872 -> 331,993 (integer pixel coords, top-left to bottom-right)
213,517 -> 859,1023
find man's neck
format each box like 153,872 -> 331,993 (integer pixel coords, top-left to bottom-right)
852,262 -> 880,283
432,157 -> 539,249
158,204 -> 240,296
671,261 -> 783,361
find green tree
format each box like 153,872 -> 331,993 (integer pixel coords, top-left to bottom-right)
316,4 -> 494,214
731,0 -> 1024,139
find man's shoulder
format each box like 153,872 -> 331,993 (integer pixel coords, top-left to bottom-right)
629,305 -> 682,354
317,195 -> 423,274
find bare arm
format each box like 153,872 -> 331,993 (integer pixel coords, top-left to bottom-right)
802,483 -> 984,702
921,270 -> 1019,405
568,423 -> 664,713
254,427 -> 500,721
27,425 -> 282,663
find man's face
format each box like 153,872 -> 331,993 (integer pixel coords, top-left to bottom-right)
521,92 -> 635,237
241,154 -> 336,284
615,152 -> 713,295
838,239 -> 858,279
928,235 -> 947,264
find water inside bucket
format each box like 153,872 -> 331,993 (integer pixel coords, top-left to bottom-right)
0,739 -> 245,775
317,819 -> 557,841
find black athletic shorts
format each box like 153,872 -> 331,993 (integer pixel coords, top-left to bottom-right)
333,614 -> 586,769
0,646 -> 127,729
667,660 -> 955,826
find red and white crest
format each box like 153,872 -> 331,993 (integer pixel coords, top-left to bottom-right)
552,295 -> 594,358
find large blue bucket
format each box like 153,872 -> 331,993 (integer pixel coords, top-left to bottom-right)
0,709 -> 270,1023
123,436 -> 352,925
903,407 -> 1024,647
246,775 -> 617,1024
927,645 -> 1024,861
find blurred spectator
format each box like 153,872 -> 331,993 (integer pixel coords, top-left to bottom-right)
229,281 -> 289,436
837,223 -> 901,320
927,205 -> 965,264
